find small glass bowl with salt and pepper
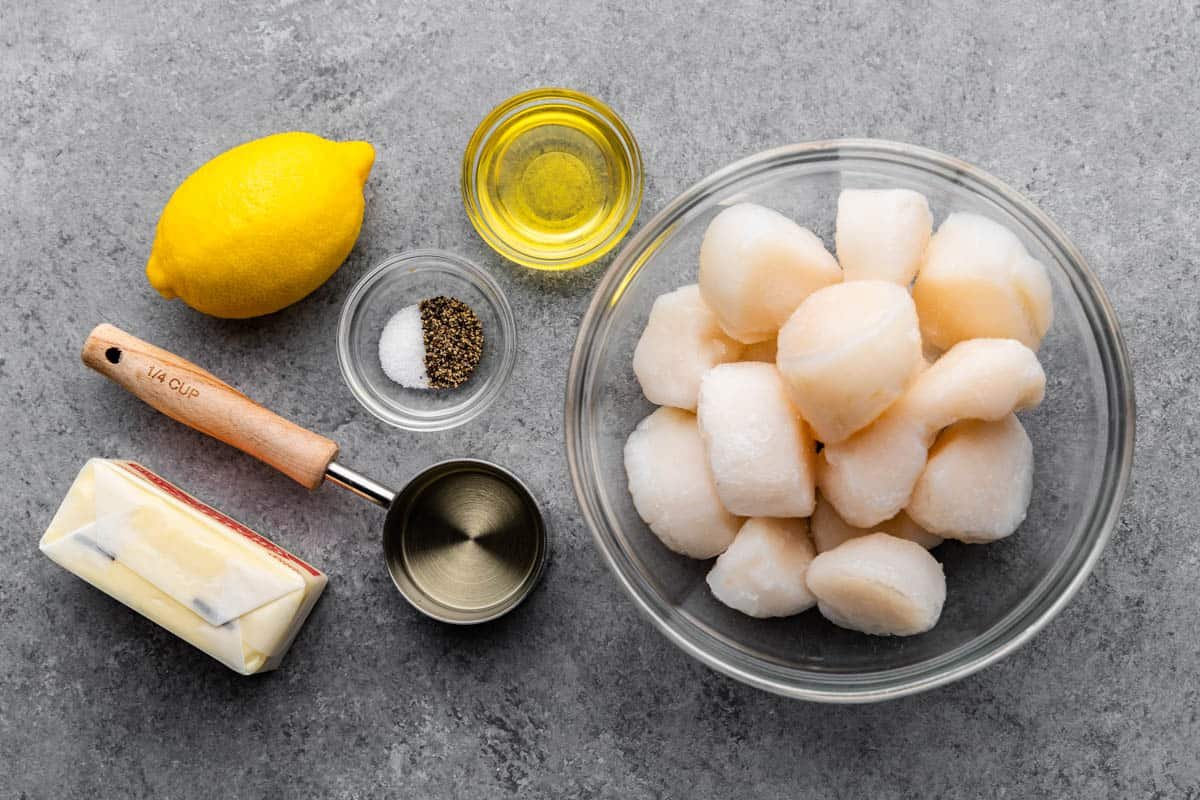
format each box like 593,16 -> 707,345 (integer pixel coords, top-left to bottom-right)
337,250 -> 516,431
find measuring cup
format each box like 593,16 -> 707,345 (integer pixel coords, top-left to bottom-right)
82,324 -> 547,624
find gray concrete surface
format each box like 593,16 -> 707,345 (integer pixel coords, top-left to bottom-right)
0,1 -> 1193,797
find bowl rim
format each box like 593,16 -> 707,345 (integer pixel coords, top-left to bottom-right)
564,138 -> 1136,703
460,86 -> 645,271
336,248 -> 518,432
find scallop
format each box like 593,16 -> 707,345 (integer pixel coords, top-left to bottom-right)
777,280 -> 923,444
905,338 -> 1046,431
907,415 -> 1034,543
706,517 -> 817,618
835,189 -> 932,285
697,362 -> 816,518
624,407 -> 742,559
818,338 -> 1045,527
805,533 -> 946,636
699,203 -> 841,344
632,284 -> 744,411
913,212 -> 1054,350
816,410 -> 930,528
810,493 -> 942,553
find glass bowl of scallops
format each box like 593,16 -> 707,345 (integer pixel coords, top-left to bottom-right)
565,140 -> 1134,702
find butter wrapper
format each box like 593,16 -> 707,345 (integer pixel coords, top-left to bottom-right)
40,459 -> 327,675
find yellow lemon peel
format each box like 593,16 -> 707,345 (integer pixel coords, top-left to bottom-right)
146,131 -> 374,319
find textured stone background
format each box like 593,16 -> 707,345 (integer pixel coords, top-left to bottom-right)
1,1 -> 1193,797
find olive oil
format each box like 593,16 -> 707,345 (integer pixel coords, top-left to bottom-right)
463,89 -> 642,270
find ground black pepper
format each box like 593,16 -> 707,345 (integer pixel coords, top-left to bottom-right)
419,296 -> 484,389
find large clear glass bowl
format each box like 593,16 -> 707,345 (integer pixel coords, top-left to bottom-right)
565,140 -> 1134,702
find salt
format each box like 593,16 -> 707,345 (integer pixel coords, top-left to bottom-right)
379,304 -> 430,389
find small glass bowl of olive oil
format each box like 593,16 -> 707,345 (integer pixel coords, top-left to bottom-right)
462,88 -> 643,271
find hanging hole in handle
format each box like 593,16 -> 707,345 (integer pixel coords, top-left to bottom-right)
105,347 -> 122,364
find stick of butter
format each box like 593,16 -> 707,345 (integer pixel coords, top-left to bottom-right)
39,459 -> 327,675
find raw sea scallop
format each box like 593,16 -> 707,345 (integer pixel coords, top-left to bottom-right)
706,517 -> 817,618
696,362 -> 816,518
815,409 -> 930,528
632,284 -> 743,411
805,533 -> 946,636
698,203 -> 841,344
818,338 -> 1045,527
777,280 -> 923,444
904,338 -> 1047,431
624,407 -> 742,558
810,493 -> 941,554
907,414 -> 1034,543
913,212 -> 1054,350
835,189 -> 932,285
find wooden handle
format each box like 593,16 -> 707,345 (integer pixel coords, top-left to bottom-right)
82,323 -> 339,490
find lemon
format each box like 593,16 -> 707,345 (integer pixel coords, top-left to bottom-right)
146,132 -> 375,319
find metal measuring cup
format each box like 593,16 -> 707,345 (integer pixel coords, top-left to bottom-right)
82,324 -> 547,624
